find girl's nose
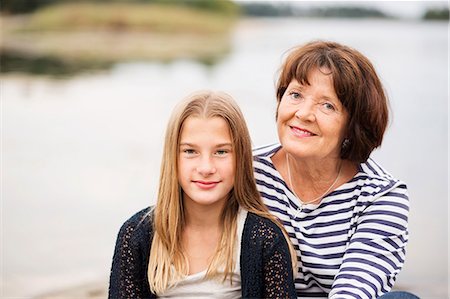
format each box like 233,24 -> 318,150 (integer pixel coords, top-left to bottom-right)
196,157 -> 216,176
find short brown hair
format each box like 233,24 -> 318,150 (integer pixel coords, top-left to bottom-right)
276,40 -> 388,163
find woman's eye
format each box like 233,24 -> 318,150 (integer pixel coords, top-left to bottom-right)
289,91 -> 302,100
322,102 -> 336,111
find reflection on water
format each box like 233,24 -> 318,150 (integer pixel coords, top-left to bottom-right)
0,44 -> 230,77
0,50 -> 114,76
2,18 -> 448,298
0,48 -> 229,77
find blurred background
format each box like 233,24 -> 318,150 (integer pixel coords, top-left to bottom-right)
1,0 -> 448,298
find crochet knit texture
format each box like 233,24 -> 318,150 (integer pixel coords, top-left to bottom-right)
108,207 -> 296,299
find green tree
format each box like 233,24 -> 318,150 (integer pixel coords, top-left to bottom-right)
423,8 -> 449,20
0,0 -> 61,14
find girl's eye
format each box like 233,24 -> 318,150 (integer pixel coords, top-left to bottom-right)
215,150 -> 228,156
183,149 -> 196,155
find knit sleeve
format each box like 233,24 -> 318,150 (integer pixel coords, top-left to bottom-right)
242,213 -> 297,299
329,184 -> 410,299
108,208 -> 154,299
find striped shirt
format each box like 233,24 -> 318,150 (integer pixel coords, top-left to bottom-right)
253,144 -> 409,299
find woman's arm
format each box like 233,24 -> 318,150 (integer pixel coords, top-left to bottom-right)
329,184 -> 410,299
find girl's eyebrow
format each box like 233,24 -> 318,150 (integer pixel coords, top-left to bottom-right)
215,143 -> 233,147
179,143 -> 232,147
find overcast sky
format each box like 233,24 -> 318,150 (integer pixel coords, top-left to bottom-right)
235,1 -> 449,18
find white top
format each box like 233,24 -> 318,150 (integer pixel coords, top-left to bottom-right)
158,208 -> 248,299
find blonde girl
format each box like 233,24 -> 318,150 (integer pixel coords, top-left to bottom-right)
109,91 -> 296,298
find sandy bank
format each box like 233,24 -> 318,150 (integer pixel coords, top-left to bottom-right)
35,281 -> 108,299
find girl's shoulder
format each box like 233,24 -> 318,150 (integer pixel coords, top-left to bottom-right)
116,207 -> 154,244
243,212 -> 284,241
123,207 -> 153,227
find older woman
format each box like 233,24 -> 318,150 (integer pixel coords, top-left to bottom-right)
253,41 -> 413,298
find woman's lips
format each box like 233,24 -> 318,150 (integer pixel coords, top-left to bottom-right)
290,125 -> 315,137
193,180 -> 219,189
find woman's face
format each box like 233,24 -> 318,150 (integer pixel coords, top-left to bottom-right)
276,68 -> 349,162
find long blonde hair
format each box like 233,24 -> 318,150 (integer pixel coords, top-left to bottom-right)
148,90 -> 296,294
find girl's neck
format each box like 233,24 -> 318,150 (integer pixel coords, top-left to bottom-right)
181,200 -> 225,275
183,201 -> 224,229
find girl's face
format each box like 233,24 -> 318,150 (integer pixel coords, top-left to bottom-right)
178,116 -> 235,211
277,68 -> 349,162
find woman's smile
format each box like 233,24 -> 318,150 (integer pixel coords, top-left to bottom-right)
289,125 -> 316,137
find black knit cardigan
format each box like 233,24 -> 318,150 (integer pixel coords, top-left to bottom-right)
108,207 -> 296,299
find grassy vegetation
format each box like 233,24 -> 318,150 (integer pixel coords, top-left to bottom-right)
23,2 -> 236,33
1,2 -> 238,75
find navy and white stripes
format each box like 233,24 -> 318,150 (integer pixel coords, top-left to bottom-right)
253,144 -> 409,299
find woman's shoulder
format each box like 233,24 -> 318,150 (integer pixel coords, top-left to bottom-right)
354,158 -> 409,205
358,158 -> 407,188
252,143 -> 281,158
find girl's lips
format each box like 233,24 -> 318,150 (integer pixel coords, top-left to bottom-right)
290,126 -> 315,137
193,181 -> 219,189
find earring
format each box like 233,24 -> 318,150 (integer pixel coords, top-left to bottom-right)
342,138 -> 350,149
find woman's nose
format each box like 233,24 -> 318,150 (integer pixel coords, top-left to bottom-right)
294,101 -> 316,121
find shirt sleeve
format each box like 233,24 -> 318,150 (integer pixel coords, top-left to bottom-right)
329,184 -> 410,299
261,219 -> 298,299
108,212 -> 153,299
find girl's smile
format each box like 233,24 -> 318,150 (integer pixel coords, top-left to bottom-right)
193,180 -> 220,189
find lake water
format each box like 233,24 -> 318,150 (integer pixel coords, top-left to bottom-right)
2,18 -> 448,298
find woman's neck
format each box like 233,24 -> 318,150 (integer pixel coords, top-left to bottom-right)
272,147 -> 358,203
291,155 -> 341,183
